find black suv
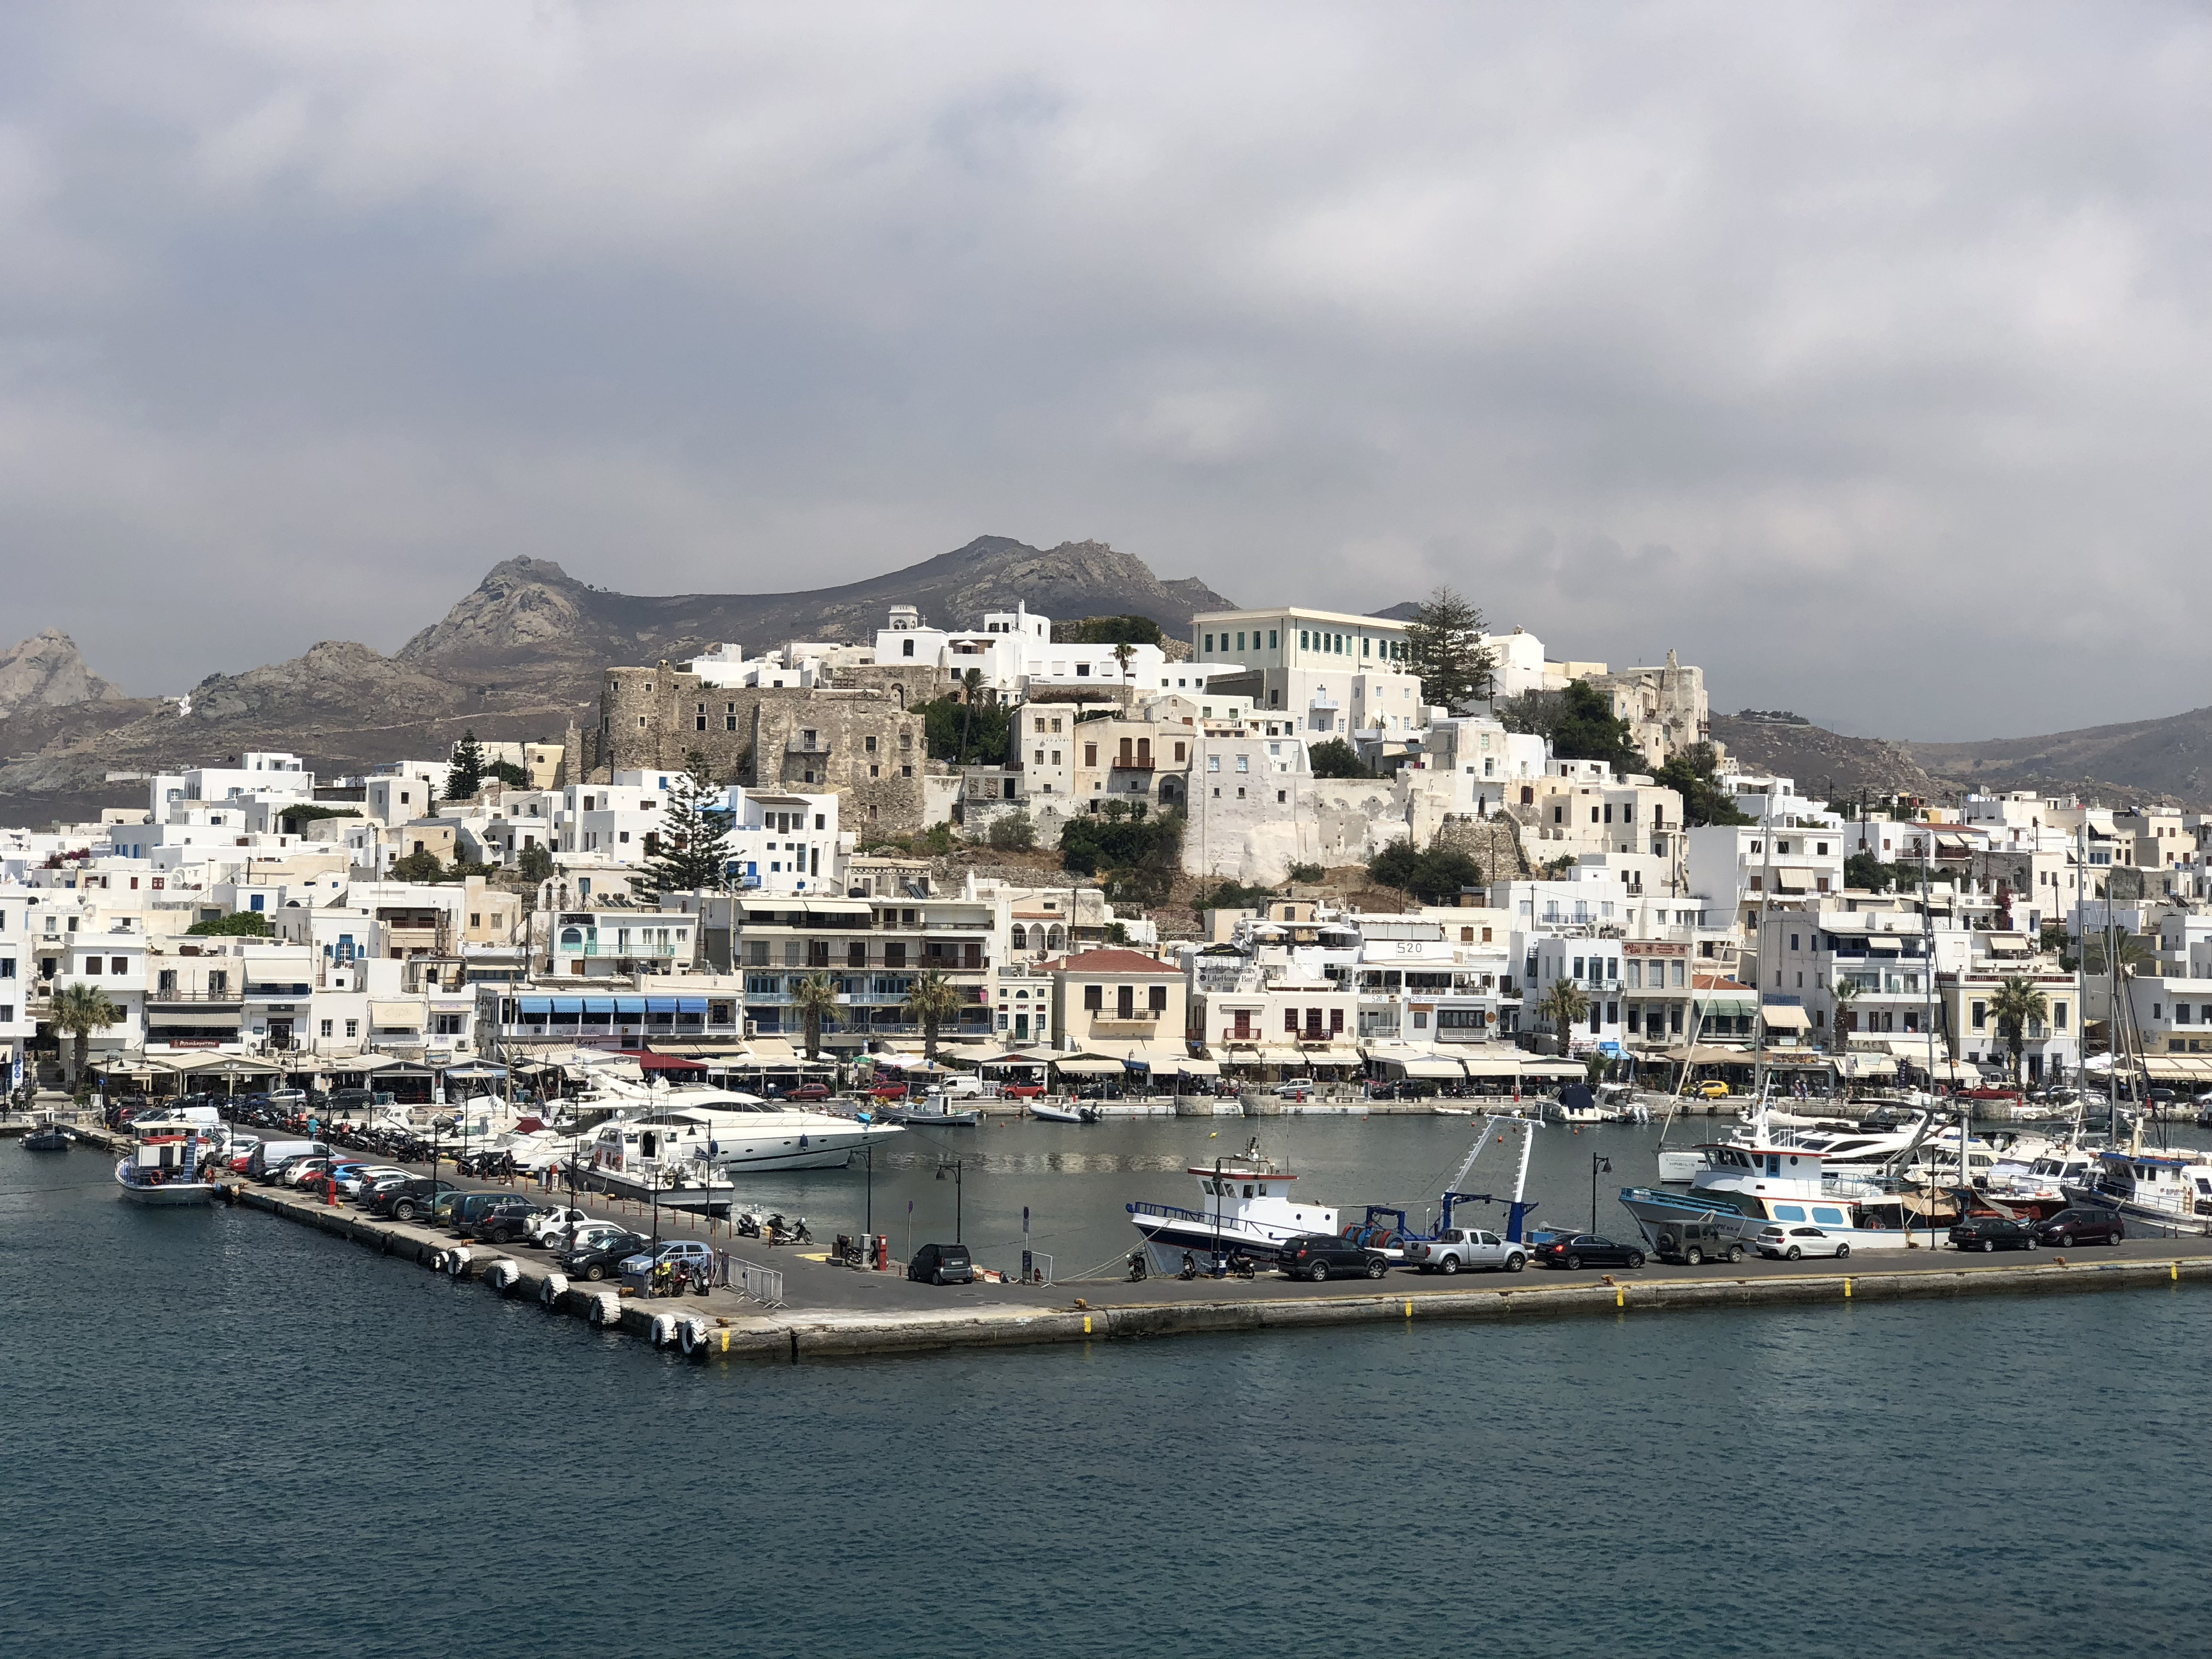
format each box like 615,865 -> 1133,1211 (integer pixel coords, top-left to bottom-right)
1949,1215 -> 2038,1253
1277,1234 -> 1389,1282
472,1199 -> 553,1246
367,1178 -> 463,1222
561,1232 -> 652,1282
2032,1208 -> 2125,1248
907,1242 -> 974,1285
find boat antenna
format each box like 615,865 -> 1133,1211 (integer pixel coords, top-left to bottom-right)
2069,818 -> 2087,1151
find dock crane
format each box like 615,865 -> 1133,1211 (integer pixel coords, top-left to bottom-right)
1353,1114 -> 1543,1249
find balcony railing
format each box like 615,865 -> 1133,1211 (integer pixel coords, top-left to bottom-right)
146,988 -> 243,1004
569,941 -> 688,958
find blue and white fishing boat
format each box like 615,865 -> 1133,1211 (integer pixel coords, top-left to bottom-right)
1620,1109 -> 1945,1255
113,1118 -> 218,1206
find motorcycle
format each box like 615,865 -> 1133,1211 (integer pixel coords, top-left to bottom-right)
1125,1249 -> 1150,1282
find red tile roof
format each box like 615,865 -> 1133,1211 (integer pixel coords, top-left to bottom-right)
1036,948 -> 1180,975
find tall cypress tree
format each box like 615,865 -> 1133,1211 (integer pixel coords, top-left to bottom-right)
643,751 -> 735,895
445,730 -> 487,802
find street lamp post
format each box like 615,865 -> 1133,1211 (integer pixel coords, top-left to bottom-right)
936,1157 -> 963,1244
1590,1153 -> 1612,1233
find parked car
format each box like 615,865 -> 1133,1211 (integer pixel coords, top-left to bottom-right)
1000,1083 -> 1045,1099
247,1139 -> 328,1181
1949,1215 -> 2039,1253
1754,1224 -> 1850,1261
367,1178 -> 463,1222
561,1230 -> 653,1282
471,1199 -> 555,1245
868,1082 -> 910,1101
447,1191 -> 528,1235
1402,1227 -> 1526,1275
336,1165 -> 412,1198
1277,1233 -> 1389,1282
787,1082 -> 832,1102
523,1206 -> 597,1247
1531,1233 -> 1647,1271
2032,1208 -> 2125,1248
1693,1082 -> 1732,1100
1646,1217 -> 1745,1265
1272,1080 -> 1315,1102
618,1239 -> 717,1281
906,1241 -> 974,1285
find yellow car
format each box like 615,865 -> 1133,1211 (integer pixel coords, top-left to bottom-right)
1693,1081 -> 1732,1100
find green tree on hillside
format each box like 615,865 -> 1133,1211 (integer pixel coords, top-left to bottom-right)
446,730 -> 487,802
1404,587 -> 1495,711
641,752 -> 734,894
1655,742 -> 1755,827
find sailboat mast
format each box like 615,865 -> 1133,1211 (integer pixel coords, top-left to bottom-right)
2069,819 -> 2086,1149
1751,797 -> 1776,1105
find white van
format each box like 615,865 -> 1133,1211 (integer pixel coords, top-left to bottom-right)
247,1139 -> 329,1180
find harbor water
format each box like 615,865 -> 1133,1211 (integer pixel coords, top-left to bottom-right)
6,1129 -> 2210,1659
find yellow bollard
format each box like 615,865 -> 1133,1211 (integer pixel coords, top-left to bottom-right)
1404,1299 -> 1412,1319
1083,1314 -> 1093,1334
1844,1277 -> 1852,1298
1614,1285 -> 1625,1308
2173,1260 -> 2181,1282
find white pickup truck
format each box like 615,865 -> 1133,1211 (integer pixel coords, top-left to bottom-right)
1403,1226 -> 1526,1275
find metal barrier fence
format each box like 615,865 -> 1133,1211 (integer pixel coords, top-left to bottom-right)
716,1252 -> 786,1307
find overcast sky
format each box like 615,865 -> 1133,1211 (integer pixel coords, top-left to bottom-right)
2,3 -> 2208,738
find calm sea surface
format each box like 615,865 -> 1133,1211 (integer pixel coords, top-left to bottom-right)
5,1124 -> 2208,1659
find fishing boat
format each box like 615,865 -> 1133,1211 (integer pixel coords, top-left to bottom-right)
1125,1139 -> 1342,1265
113,1118 -> 218,1206
2064,1142 -> 2212,1237
880,1090 -> 982,1127
22,1111 -> 70,1151
588,1155 -> 737,1214
1620,1109 -> 1948,1254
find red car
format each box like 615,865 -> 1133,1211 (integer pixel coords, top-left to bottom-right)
868,1082 -> 909,1101
1000,1083 -> 1045,1099
788,1082 -> 832,1102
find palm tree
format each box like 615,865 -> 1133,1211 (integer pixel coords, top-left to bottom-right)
901,969 -> 966,1065
791,971 -> 841,1061
1112,640 -> 1136,713
52,983 -> 122,1086
958,667 -> 984,764
1988,975 -> 2050,1087
1828,978 -> 1864,1051
1538,978 -> 1591,1048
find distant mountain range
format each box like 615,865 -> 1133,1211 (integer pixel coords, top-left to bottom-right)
0,536 -> 1234,822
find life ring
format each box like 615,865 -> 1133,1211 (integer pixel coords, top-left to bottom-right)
146,1170 -> 164,1186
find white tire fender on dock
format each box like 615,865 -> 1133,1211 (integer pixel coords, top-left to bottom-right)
446,1246 -> 472,1279
588,1290 -> 621,1327
427,1250 -> 448,1274
540,1272 -> 568,1307
486,1259 -> 521,1293
680,1317 -> 708,1358
650,1312 -> 678,1349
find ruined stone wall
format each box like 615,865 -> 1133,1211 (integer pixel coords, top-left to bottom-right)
1431,812 -> 1530,885
587,664 -> 940,835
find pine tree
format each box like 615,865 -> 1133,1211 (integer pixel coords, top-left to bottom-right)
1404,587 -> 1495,712
642,751 -> 734,895
445,730 -> 486,802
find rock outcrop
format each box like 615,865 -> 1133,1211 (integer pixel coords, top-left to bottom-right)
0,629 -> 124,718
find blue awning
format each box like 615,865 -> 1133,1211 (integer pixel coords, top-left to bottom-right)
517,997 -> 552,1016
676,997 -> 708,1014
646,997 -> 679,1014
583,997 -> 617,1013
551,997 -> 584,1013
615,996 -> 648,1015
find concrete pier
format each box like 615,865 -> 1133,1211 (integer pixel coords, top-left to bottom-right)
69,1118 -> 2212,1363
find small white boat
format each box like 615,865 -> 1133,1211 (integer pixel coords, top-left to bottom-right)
114,1118 -> 218,1206
1027,1101 -> 1098,1124
1126,1140 -> 1339,1264
589,1156 -> 736,1214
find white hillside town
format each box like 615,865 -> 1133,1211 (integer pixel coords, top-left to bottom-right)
5,588 -> 2204,1141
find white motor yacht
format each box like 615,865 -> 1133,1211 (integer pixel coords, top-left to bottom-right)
2065,1142 -> 2212,1236
588,1087 -> 902,1176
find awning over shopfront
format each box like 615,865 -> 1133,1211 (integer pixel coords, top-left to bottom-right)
747,1039 -> 801,1064
621,1050 -> 707,1073
1395,1057 -> 1467,1081
1455,1050 -> 1527,1078
1254,1046 -> 1306,1066
1173,1056 -> 1222,1077
2142,1055 -> 2212,1081
1760,1004 -> 1812,1031
1051,1056 -> 1124,1076
1519,1059 -> 1589,1079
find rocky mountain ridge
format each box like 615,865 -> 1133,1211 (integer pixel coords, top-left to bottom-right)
0,535 -> 1235,821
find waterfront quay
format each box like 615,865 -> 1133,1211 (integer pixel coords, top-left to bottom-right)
70,1121 -> 2212,1364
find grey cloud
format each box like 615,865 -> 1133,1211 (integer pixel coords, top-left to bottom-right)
0,2 -> 2208,739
